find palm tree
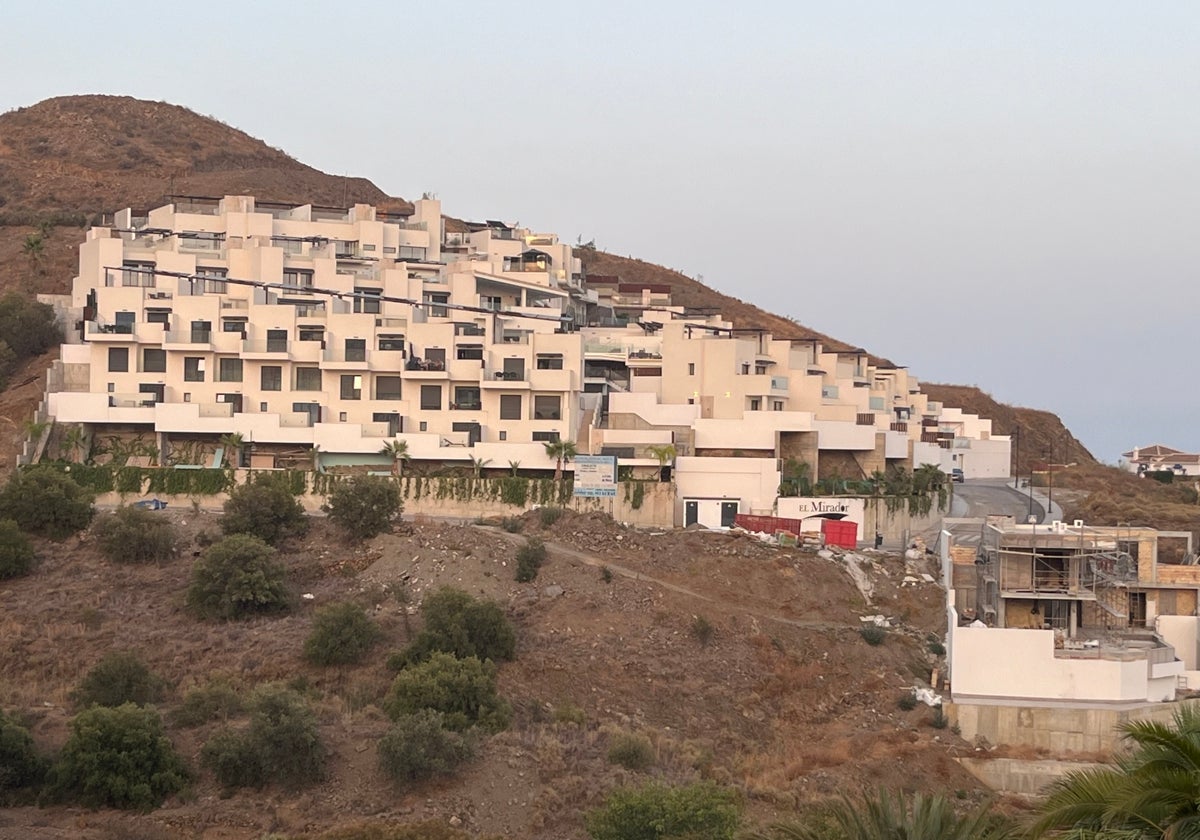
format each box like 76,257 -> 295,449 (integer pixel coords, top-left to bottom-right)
508,460 -> 521,477
61,425 -> 86,463
469,456 -> 492,478
543,439 -> 577,482
647,444 -> 677,482
218,432 -> 244,468
380,439 -> 410,478
1032,705 -> 1200,840
751,790 -> 1015,840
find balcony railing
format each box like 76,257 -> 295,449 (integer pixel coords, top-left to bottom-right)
166,330 -> 213,345
486,369 -> 527,382
107,393 -> 159,408
242,340 -> 290,354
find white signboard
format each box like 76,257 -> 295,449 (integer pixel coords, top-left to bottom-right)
776,497 -> 866,531
573,455 -> 618,498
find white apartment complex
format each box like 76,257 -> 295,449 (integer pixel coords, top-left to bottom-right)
42,194 -> 1010,521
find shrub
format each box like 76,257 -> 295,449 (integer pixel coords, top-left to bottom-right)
538,506 -> 564,528
187,534 -> 289,620
585,781 -> 742,840
304,602 -> 382,666
0,519 -> 34,579
897,693 -> 918,711
390,587 -> 515,668
0,292 -> 61,359
0,467 -> 94,539
607,732 -> 655,771
515,537 -> 547,583
691,616 -> 715,646
378,710 -> 475,783
600,565 -> 614,583
383,653 -> 511,733
171,678 -> 243,728
326,475 -> 403,540
927,639 -> 946,656
0,708 -> 46,801
221,472 -> 307,545
930,708 -> 949,729
500,516 -> 523,533
93,505 -> 177,564
201,685 -> 325,789
73,651 -> 165,709
860,625 -> 887,646
47,703 -> 187,811
311,822 -> 479,840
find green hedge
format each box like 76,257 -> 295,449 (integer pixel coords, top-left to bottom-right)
38,463 -> 232,496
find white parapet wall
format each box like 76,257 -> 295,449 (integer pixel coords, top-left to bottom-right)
674,456 -> 780,514
951,624 -> 1182,704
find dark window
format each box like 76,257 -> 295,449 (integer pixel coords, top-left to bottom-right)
115,311 -> 136,331
345,338 -> 367,362
499,394 -> 522,420
420,385 -> 441,411
376,376 -> 402,400
142,348 -> 166,373
222,319 -> 246,333
456,344 -> 483,361
423,292 -> 448,318
536,355 -> 563,370
283,269 -> 313,289
261,365 -> 282,391
750,398 -> 761,411
378,335 -> 406,352
373,412 -> 401,436
190,320 -> 212,343
146,310 -> 169,325
353,288 -> 381,315
453,387 -> 481,411
218,358 -> 243,382
425,347 -> 446,367
266,330 -> 288,353
533,395 -> 561,421
295,367 -> 322,391
532,431 -> 560,443
340,374 -> 362,400
399,246 -> 427,261
184,357 -> 205,382
107,347 -> 129,372
299,327 -> 324,342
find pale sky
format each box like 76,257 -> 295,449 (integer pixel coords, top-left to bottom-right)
4,1 -> 1198,462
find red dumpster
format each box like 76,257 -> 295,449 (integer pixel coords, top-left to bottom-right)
821,519 -> 858,549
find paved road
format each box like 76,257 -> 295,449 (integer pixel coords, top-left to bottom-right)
933,479 -> 1046,552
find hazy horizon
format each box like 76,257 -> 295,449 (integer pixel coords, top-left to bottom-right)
4,1 -> 1197,463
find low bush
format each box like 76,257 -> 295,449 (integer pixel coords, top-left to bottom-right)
93,505 -> 177,564
860,625 -> 887,646
897,693 -> 918,711
307,822 -> 480,840
383,653 -> 510,733
538,506 -> 564,528
0,708 -> 46,802
585,781 -> 742,840
222,472 -> 307,545
515,537 -> 547,583
171,678 -> 243,728
72,651 -> 166,709
187,534 -> 289,621
0,519 -> 34,579
47,703 -> 187,811
927,639 -> 946,656
930,708 -> 949,729
691,615 -> 715,646
326,475 -> 403,540
0,466 -> 94,539
389,587 -> 515,668
303,602 -> 382,666
201,684 -> 325,789
607,732 -> 655,771
500,516 -> 523,533
378,710 -> 475,783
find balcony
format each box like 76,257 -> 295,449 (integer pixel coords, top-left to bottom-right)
197,402 -> 234,418
242,339 -> 290,359
583,341 -> 624,359
321,348 -> 370,370
165,330 -> 214,350
626,349 -> 663,368
107,393 -> 160,409
85,322 -> 137,342
481,369 -> 530,390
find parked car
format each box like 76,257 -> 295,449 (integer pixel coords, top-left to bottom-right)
950,468 -> 965,483
132,498 -> 168,511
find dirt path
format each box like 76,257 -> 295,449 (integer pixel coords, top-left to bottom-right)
484,526 -> 852,633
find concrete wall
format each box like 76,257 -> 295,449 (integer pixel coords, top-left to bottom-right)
957,757 -> 1105,796
949,699 -> 1200,754
95,477 -> 676,528
674,456 -> 779,513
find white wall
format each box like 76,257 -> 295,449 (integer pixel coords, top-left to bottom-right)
951,625 -> 1180,703
675,456 -> 779,513
1157,615 -> 1199,670
777,497 -> 866,532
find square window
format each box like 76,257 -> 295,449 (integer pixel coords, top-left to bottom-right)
339,412 -> 347,422
419,421 -> 427,432
420,385 -> 441,411
499,394 -> 522,420
183,392 -> 191,402
261,365 -> 282,391
260,402 -> 268,412
345,338 -> 367,362
107,347 -> 129,373
499,431 -> 507,441
218,358 -> 243,382
184,357 -> 205,382
295,367 -> 321,390
340,374 -> 362,400
376,376 -> 402,400
142,348 -> 166,373
533,395 -> 561,421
